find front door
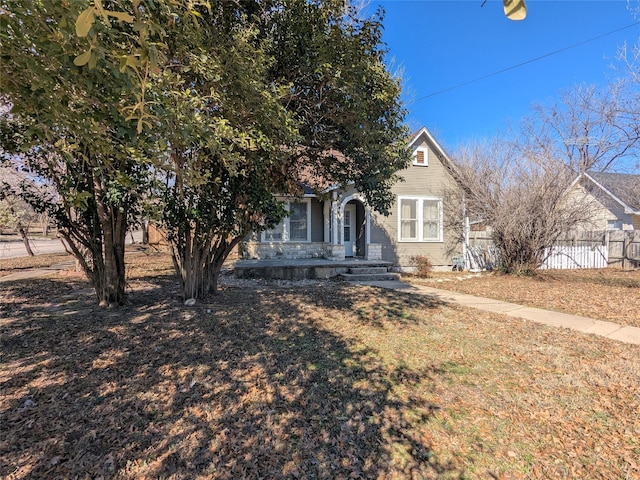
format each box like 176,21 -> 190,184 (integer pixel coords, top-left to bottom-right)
344,204 -> 356,257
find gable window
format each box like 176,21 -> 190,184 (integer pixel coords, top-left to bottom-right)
263,199 -> 311,242
398,196 -> 442,242
413,147 -> 429,166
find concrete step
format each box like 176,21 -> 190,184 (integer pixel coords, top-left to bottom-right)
340,272 -> 401,282
348,266 -> 390,275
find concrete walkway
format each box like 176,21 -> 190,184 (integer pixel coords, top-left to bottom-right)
3,261 -> 639,346
0,260 -> 78,282
357,280 -> 640,346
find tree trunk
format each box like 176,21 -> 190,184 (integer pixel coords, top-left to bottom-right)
173,234 -> 209,301
208,237 -> 243,294
6,203 -> 34,256
142,219 -> 149,245
18,224 -> 34,256
171,233 -> 243,301
97,208 -> 127,306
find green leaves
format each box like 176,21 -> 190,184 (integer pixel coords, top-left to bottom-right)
76,4 -> 134,38
106,11 -> 135,23
74,47 -> 93,66
76,7 -> 96,37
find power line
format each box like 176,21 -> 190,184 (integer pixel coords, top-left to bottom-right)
408,21 -> 640,105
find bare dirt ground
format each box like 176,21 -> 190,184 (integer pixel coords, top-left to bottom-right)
1,252 -> 639,479
410,268 -> 640,328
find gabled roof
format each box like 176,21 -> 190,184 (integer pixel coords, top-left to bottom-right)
581,171 -> 640,214
296,127 -> 461,196
408,126 -> 460,176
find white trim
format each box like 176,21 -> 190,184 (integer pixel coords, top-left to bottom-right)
397,195 -> 443,242
343,203 -> 356,256
261,198 -> 311,243
365,208 -> 371,245
338,193 -> 372,257
331,191 -> 339,245
412,146 -> 429,166
323,200 -> 331,242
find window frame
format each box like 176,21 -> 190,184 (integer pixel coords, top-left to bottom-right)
262,198 -> 312,243
398,196 -> 443,242
412,147 -> 429,167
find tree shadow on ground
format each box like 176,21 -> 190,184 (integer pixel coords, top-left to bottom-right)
1,275 -> 466,479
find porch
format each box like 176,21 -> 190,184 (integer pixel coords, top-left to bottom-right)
234,257 -> 395,281
241,190 -> 383,264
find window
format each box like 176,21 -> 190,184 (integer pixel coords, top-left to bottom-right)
400,199 -> 418,240
263,221 -> 284,241
413,147 -> 428,166
423,199 -> 439,239
288,202 -> 308,241
263,199 -> 311,242
398,196 -> 442,242
607,220 -> 623,230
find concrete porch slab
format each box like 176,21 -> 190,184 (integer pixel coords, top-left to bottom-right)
234,258 -> 393,280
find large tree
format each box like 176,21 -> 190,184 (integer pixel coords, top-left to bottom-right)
453,139 -> 597,274
520,84 -> 640,173
149,7 -> 301,299
2,0 -> 409,303
116,0 -> 409,300
1,1 -> 150,306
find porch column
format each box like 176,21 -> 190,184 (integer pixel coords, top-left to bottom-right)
364,204 -> 382,261
365,207 -> 371,245
323,200 -> 331,242
325,191 -> 345,260
331,191 -> 339,245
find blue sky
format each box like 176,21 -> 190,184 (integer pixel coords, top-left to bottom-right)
372,0 -> 640,152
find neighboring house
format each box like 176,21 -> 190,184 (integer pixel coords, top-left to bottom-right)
573,171 -> 640,230
239,126 -> 465,270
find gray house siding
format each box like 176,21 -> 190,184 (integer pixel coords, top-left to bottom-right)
310,198 -> 325,242
371,134 -> 462,268
238,126 -> 465,268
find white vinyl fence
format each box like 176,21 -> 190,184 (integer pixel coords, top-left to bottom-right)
539,245 -> 608,270
466,230 -> 640,271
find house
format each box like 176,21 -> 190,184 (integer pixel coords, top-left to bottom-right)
575,171 -> 640,230
238,126 -> 465,271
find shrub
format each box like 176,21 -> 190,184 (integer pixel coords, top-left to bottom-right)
410,255 -> 433,278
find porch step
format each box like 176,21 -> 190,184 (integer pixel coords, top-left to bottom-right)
339,266 -> 401,282
340,272 -> 401,282
348,266 -> 389,275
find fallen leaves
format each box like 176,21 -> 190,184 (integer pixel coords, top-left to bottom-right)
0,253 -> 639,479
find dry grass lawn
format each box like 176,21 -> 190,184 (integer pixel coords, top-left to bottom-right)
1,252 -> 639,479
411,268 -> 640,328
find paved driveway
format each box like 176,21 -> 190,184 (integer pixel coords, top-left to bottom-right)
0,231 -> 143,259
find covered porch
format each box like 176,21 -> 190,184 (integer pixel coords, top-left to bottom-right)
239,190 -> 383,263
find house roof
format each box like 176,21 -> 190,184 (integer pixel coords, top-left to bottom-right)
298,127 -> 461,196
583,171 -> 640,214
